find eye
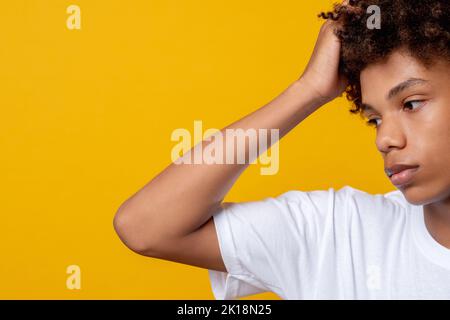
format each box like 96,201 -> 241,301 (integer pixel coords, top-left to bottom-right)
365,100 -> 426,128
403,100 -> 425,111
366,118 -> 381,128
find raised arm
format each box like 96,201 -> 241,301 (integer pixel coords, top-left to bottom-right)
113,19 -> 347,272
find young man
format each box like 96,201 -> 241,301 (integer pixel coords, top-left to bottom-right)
113,0 -> 450,299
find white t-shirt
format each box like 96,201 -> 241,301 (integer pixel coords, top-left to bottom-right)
208,185 -> 450,299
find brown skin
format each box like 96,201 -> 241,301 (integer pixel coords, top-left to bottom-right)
360,48 -> 450,247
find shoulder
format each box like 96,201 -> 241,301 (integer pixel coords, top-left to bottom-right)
276,185 -> 413,222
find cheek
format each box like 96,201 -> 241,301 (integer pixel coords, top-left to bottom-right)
409,102 -> 450,166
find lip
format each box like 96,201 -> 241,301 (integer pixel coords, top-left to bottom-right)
388,166 -> 420,187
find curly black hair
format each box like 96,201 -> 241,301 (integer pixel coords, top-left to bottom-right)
318,0 -> 450,117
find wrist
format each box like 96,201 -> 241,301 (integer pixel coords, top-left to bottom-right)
290,77 -> 330,109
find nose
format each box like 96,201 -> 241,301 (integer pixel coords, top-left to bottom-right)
376,116 -> 407,154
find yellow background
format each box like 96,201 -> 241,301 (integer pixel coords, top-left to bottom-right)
0,0 -> 396,299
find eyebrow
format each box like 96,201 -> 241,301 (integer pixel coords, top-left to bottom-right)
387,78 -> 428,100
361,78 -> 429,115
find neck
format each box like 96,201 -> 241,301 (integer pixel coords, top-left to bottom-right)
423,195 -> 450,249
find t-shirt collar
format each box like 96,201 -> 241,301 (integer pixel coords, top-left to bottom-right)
412,203 -> 450,270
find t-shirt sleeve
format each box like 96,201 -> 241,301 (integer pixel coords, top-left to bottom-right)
208,187 -> 338,300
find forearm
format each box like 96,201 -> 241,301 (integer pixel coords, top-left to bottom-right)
113,78 -> 324,252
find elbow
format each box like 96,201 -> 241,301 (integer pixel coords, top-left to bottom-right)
113,202 -> 158,256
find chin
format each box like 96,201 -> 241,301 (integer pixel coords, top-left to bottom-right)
400,183 -> 450,206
